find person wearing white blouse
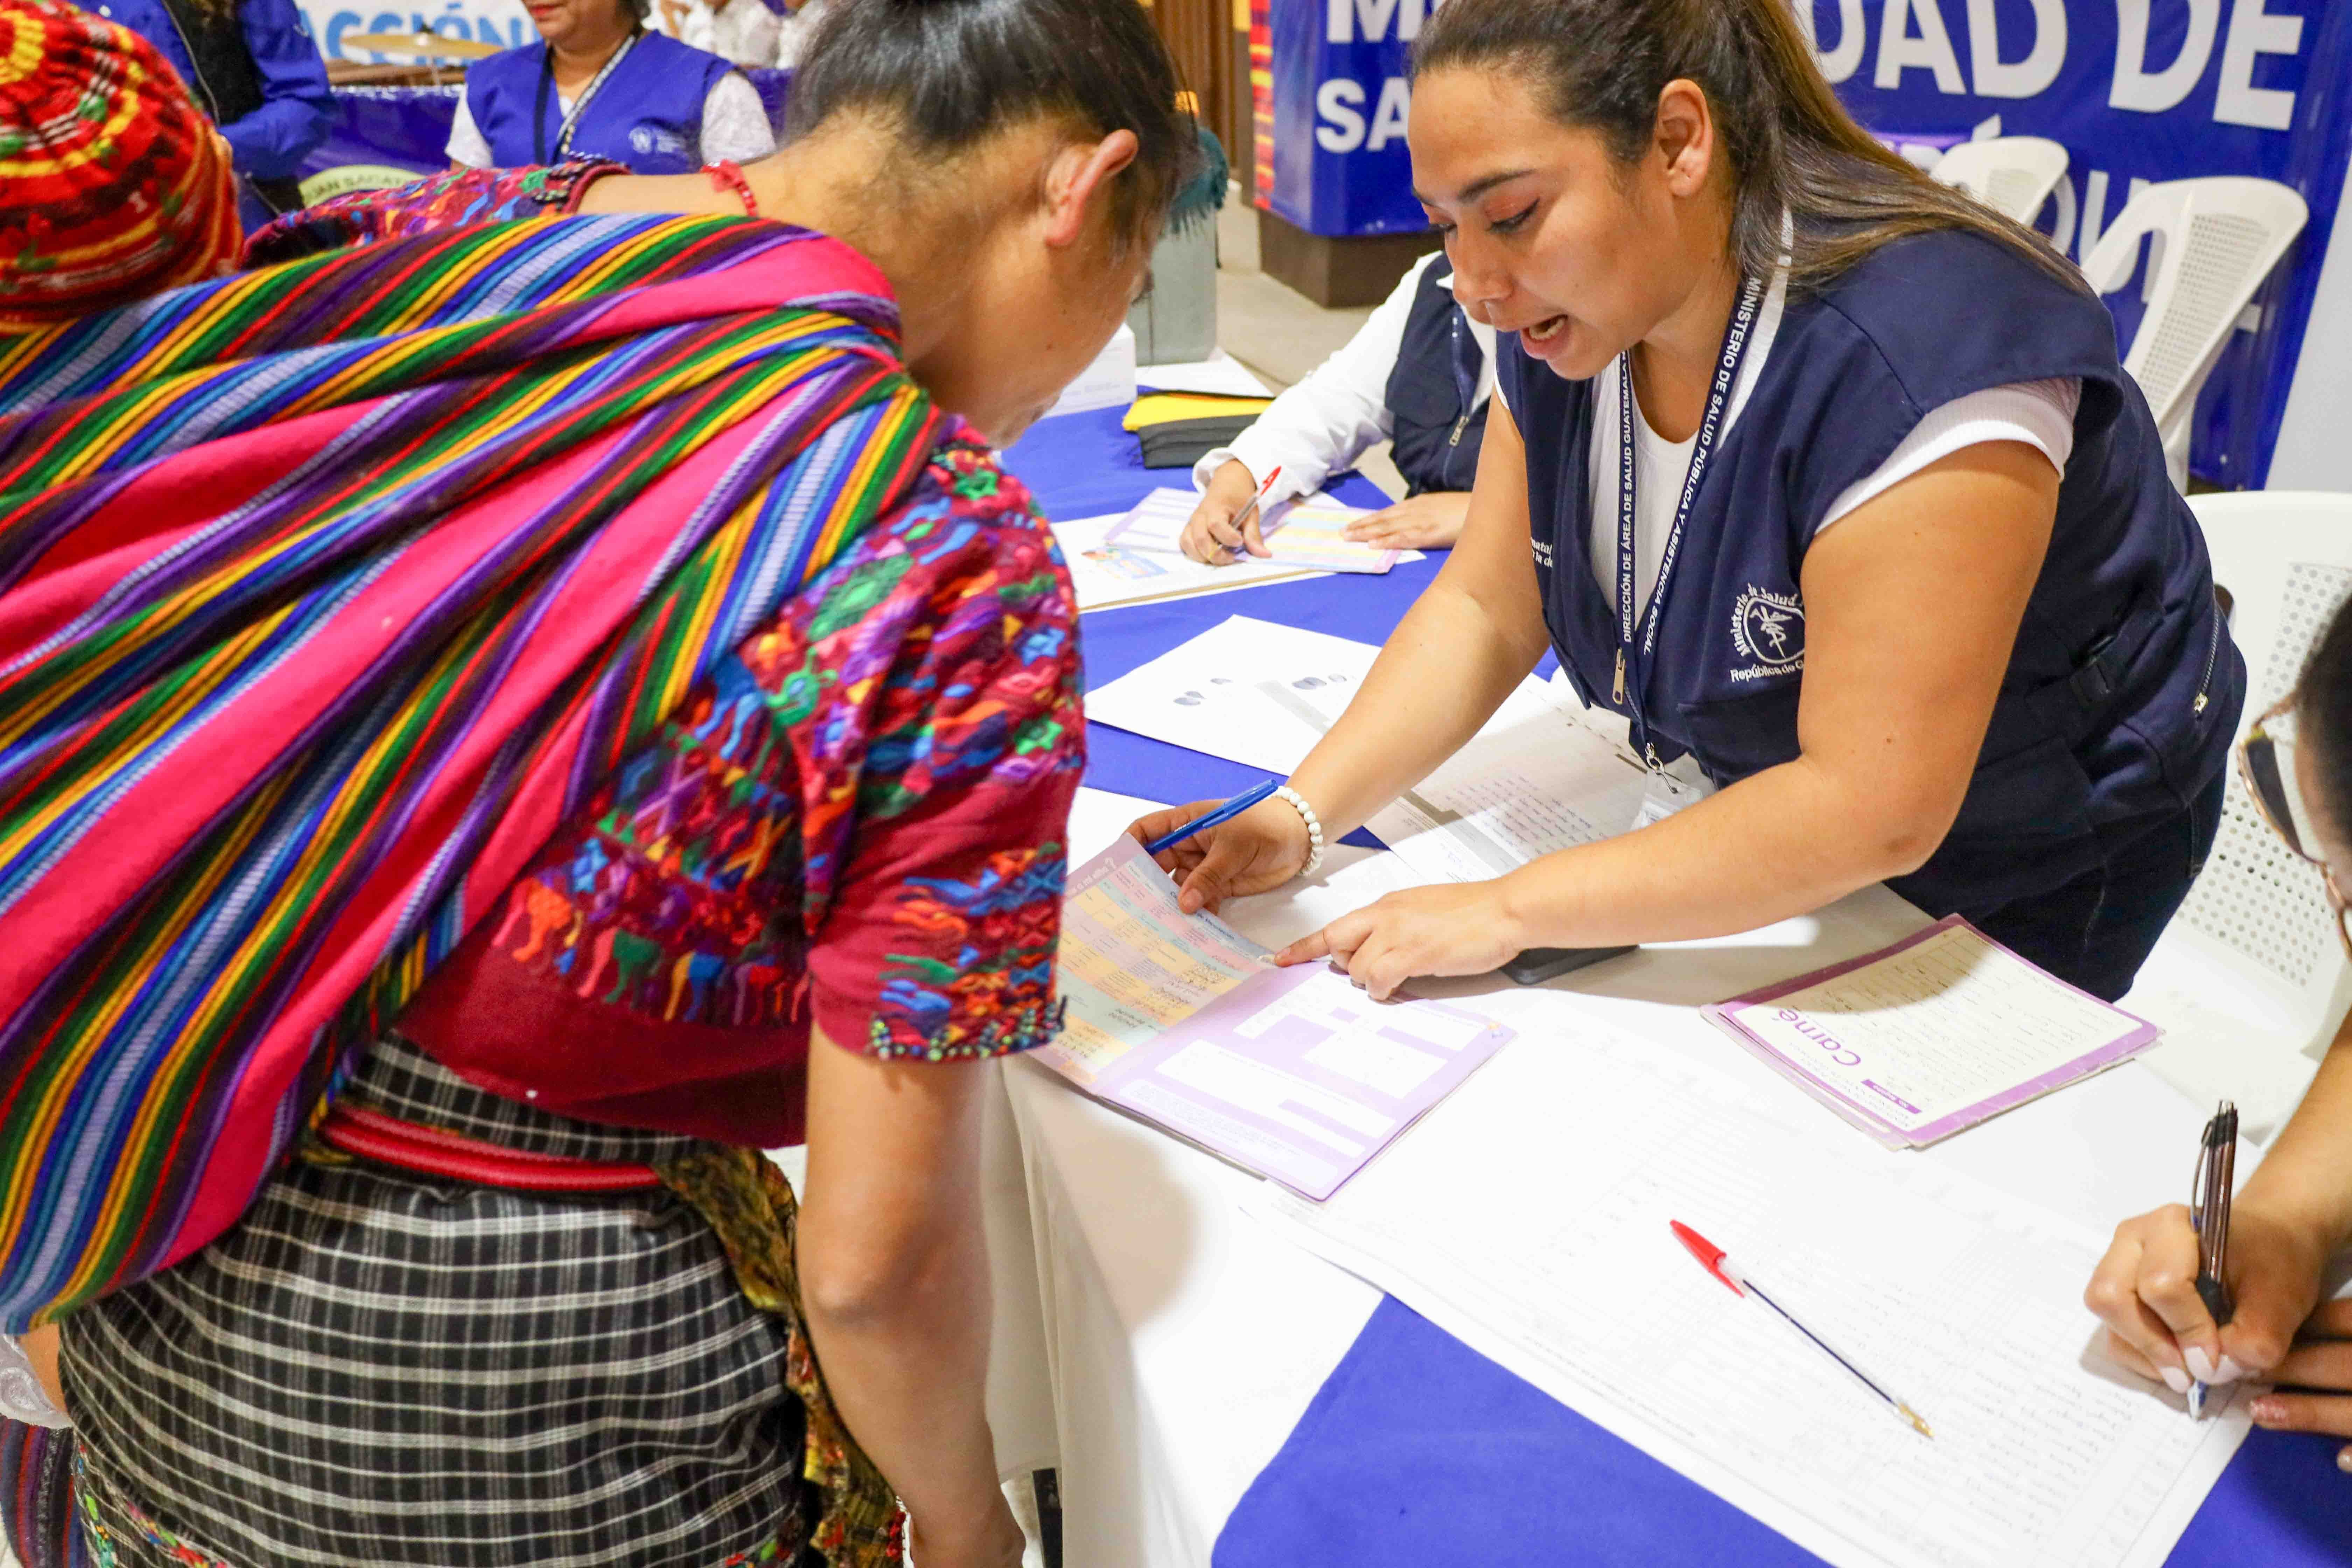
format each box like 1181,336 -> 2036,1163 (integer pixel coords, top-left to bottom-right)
1184,248 -> 1497,558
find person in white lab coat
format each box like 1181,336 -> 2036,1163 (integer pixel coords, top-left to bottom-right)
1184,249 -> 1496,557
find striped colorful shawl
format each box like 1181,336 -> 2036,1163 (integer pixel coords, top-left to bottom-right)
0,213 -> 946,1332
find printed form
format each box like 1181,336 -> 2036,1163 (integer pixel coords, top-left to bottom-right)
1036,835 -> 1511,1198
1105,487 -> 1402,574
1707,918 -> 2161,1147
1085,615 -> 1651,883
1253,1007 -> 2245,1568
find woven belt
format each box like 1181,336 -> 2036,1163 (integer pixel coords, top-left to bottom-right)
315,1102 -> 664,1192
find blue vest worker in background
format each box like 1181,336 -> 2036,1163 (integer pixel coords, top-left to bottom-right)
1184,251 -> 1496,557
93,0 -> 331,233
450,0 -> 775,175
1147,0 -> 2242,1009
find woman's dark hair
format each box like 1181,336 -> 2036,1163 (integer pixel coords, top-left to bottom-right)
1414,0 -> 2088,295
2298,597 -> 2352,840
787,0 -> 1200,252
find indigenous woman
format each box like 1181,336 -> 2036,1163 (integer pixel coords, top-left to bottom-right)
0,3 -> 1194,1567
449,0 -> 774,174
1147,0 -> 2240,1006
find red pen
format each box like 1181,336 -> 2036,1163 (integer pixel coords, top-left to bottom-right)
1671,1220 -> 1933,1438
1224,464 -> 1283,556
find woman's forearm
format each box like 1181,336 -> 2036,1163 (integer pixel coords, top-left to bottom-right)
1289,572 -> 1546,839
2242,1015 -> 2352,1249
1494,751 -> 1939,950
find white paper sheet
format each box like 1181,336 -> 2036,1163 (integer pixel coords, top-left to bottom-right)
1136,351 -> 1273,398
1251,1008 -> 2248,1568
1365,704 -> 1649,883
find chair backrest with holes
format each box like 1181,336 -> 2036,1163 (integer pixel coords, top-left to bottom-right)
2158,491 -> 2352,1055
2080,178 -> 2308,489
1930,136 -> 2070,225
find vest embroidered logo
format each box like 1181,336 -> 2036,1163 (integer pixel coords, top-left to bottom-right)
1730,584 -> 1804,679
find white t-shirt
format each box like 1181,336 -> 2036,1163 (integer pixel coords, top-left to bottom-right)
1574,267 -> 2081,617
444,70 -> 776,169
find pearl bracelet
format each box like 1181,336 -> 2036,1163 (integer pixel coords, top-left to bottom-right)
1274,785 -> 1326,878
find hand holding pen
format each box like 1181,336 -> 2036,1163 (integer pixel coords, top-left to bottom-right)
2082,1099 -> 2352,1435
1180,462 -> 1283,564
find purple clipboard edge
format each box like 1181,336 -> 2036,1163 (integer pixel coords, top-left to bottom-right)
1699,914 -> 2163,1150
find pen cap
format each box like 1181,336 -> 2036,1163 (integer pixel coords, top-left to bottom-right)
1670,1221 -> 1746,1297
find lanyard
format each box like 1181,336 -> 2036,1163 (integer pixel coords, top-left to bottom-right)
535,31 -> 640,165
1611,273 -> 1765,769
1444,309 -> 1480,489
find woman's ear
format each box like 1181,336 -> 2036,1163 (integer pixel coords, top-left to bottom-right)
1653,78 -> 1715,198
1042,129 -> 1142,250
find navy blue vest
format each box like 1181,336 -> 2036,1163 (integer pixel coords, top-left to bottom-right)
1503,227 -> 2245,919
466,32 -> 734,176
1386,262 -> 1489,495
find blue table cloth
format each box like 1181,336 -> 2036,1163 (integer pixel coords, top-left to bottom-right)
1000,404 -> 2352,1567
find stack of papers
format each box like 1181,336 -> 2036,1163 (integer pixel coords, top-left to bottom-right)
1253,1009 -> 2246,1568
1706,917 -> 2162,1148
1034,836 -> 1512,1198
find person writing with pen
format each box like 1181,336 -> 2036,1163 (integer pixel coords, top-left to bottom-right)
1129,0 -> 2237,1009
2087,595 -> 2352,1466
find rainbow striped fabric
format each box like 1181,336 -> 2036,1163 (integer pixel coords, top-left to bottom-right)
0,213 -> 946,1332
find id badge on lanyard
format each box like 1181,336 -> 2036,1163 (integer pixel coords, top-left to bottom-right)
535,32 -> 639,165
1611,274 -> 1765,772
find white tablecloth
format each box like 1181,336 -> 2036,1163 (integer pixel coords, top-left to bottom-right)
979,788 -> 2224,1567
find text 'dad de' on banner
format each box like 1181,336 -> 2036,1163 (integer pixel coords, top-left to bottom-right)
1260,0 -> 2351,488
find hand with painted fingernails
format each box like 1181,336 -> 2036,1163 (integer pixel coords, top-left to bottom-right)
2085,1198 -> 2351,1455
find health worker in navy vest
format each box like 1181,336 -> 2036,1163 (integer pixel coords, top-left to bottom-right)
1129,0 -> 2243,1007
447,0 -> 775,175
96,0 -> 331,232
1182,250 -> 1497,555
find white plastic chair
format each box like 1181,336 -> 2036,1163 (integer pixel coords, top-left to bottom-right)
2121,491 -> 2352,1139
2081,178 -> 2309,493
1930,135 -> 2070,225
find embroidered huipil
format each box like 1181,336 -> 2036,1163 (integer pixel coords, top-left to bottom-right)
398,436 -> 1085,1147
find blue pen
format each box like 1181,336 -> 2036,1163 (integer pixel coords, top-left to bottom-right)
1142,779 -> 1281,857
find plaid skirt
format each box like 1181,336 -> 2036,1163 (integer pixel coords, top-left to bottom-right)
50,1037 -> 820,1568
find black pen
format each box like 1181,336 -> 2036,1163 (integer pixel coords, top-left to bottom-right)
2187,1099 -> 2237,1418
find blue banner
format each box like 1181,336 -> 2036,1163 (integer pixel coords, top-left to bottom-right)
1265,0 -> 2351,485
1268,0 -> 1429,237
